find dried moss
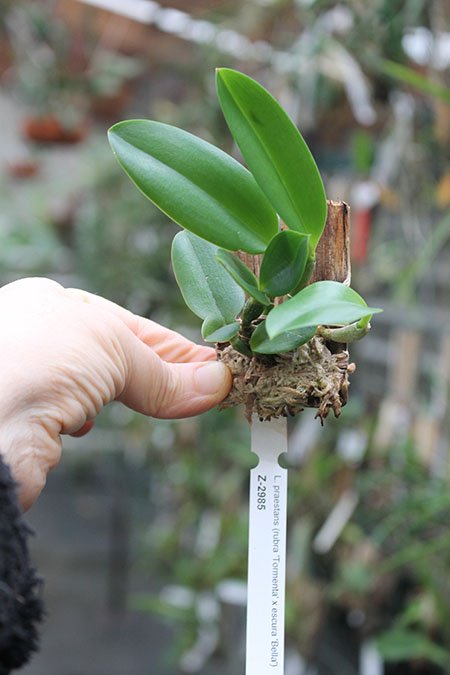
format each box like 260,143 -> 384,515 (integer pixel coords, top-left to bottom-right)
217,336 -> 354,422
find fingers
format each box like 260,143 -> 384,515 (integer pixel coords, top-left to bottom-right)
0,279 -> 232,511
65,286 -> 233,416
69,419 -> 95,437
132,317 -> 216,363
1,417 -> 62,511
65,287 -> 215,363
118,332 -> 232,418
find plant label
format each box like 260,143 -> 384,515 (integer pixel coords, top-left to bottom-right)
246,416 -> 288,674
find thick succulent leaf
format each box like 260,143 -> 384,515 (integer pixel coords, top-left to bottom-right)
291,257 -> 316,295
216,249 -> 269,305
259,230 -> 310,298
250,321 -> 316,354
266,280 -> 382,338
202,318 -> 240,342
171,231 -> 245,324
216,68 -> 327,248
108,120 -> 278,253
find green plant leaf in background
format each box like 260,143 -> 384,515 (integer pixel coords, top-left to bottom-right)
378,59 -> 450,106
216,249 -> 269,305
108,120 -> 278,254
250,321 -> 317,354
266,280 -> 382,337
376,628 -> 448,668
259,230 -> 310,298
352,129 -> 375,175
216,68 -> 327,249
171,230 -> 245,329
395,210 -> 450,302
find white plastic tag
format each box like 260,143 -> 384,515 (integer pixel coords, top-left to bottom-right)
246,416 -> 288,674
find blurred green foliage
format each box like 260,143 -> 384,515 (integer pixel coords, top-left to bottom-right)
6,0 -> 141,128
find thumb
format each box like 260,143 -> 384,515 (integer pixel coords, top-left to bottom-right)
118,336 -> 232,418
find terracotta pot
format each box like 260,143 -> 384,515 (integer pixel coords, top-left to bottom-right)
6,159 -> 40,180
90,82 -> 133,121
21,115 -> 88,144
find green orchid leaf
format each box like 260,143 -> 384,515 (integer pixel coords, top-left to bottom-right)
216,68 -> 327,249
171,231 -> 245,325
201,318 -> 240,343
250,321 -> 316,354
266,280 -> 382,338
216,249 -> 270,305
291,256 -> 316,295
242,298 -> 268,325
108,119 -> 278,254
259,230 -> 310,298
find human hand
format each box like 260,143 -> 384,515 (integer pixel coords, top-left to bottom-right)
0,278 -> 232,509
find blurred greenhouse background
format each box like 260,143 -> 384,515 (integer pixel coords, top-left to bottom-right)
1,0 -> 450,673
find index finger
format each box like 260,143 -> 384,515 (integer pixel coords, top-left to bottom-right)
64,288 -> 216,363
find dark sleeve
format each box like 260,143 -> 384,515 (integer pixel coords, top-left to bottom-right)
0,455 -> 44,674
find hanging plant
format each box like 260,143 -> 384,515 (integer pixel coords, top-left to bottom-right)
108,68 -> 381,420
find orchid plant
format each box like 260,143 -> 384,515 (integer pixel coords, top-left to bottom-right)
108,68 -> 380,357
